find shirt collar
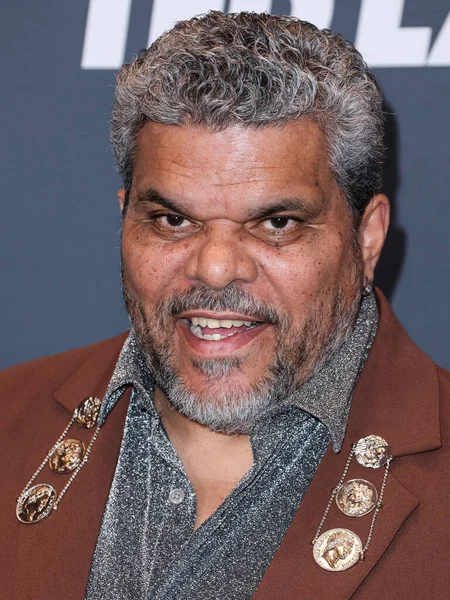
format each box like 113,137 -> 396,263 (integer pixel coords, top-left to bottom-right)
97,331 -> 155,426
288,292 -> 378,452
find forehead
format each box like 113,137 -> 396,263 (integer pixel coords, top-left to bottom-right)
131,120 -> 341,217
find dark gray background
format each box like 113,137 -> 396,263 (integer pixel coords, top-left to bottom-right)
1,0 -> 449,370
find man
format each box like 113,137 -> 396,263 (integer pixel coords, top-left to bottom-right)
1,11 -> 449,600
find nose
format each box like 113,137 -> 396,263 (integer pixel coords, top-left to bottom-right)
184,227 -> 258,290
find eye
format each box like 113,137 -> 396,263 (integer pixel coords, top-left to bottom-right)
248,215 -> 305,245
154,213 -> 195,229
265,217 -> 292,230
262,216 -> 302,231
162,214 -> 188,227
149,212 -> 200,239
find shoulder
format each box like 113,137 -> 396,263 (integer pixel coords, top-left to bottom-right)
437,365 -> 450,429
0,332 -> 129,397
437,365 -> 450,390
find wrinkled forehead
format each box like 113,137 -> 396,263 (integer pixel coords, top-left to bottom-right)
134,120 -> 331,177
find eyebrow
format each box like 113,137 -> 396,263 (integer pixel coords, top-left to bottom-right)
247,197 -> 324,220
134,188 -> 188,215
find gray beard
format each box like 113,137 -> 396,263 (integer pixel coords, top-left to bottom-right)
122,278 -> 362,434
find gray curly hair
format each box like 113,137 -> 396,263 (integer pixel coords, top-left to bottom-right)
111,11 -> 384,220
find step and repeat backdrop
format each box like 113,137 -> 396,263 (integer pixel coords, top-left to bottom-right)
1,0 -> 449,369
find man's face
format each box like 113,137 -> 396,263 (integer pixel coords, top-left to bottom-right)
120,121 -> 364,432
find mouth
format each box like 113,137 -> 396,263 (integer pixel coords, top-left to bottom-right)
185,316 -> 263,341
176,312 -> 270,355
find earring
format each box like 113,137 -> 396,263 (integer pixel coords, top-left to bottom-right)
362,278 -> 373,297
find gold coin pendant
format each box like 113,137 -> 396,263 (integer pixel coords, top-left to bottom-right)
16,484 -> 57,524
354,435 -> 390,469
74,396 -> 101,428
336,479 -> 378,517
49,438 -> 85,474
313,528 -> 362,572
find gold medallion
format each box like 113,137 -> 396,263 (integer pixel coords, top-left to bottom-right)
74,396 -> 101,429
354,435 -> 390,469
16,484 -> 57,524
313,528 -> 362,572
336,479 -> 378,517
49,438 -> 85,474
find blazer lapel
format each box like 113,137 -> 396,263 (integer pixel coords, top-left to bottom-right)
252,447 -> 419,600
12,334 -> 130,600
253,291 -> 441,599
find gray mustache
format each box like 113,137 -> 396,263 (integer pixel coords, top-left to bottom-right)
159,283 -> 281,325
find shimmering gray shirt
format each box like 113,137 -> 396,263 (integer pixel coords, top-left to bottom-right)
85,294 -> 378,600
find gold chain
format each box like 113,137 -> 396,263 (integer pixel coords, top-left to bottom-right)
312,444 -> 393,561
17,414 -> 77,502
360,456 -> 392,559
312,445 -> 355,545
53,425 -> 101,510
16,397 -> 102,523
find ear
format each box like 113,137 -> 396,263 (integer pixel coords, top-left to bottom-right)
117,188 -> 126,214
359,194 -> 390,282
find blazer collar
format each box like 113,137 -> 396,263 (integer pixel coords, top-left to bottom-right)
53,333 -> 129,416
346,288 -> 441,458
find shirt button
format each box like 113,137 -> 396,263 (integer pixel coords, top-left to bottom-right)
169,488 -> 185,504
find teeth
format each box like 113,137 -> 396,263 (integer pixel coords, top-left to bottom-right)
203,333 -> 223,341
190,317 -> 254,329
189,321 -> 259,340
190,325 -> 203,339
220,319 -> 233,329
191,328 -> 232,341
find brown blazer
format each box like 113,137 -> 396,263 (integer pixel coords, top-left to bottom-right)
1,290 -> 449,600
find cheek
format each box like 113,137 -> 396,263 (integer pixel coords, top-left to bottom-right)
257,237 -> 348,310
122,233 -> 189,300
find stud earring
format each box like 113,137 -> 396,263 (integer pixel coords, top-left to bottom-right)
362,279 -> 373,296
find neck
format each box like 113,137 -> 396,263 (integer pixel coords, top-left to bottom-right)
153,385 -> 252,455
154,386 -> 254,529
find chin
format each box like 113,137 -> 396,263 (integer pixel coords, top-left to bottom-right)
152,353 -> 297,434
